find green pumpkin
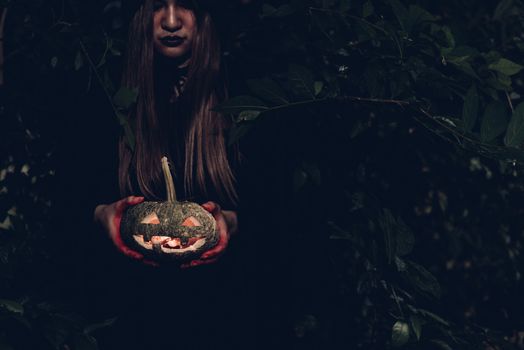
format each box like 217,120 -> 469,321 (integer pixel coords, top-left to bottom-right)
120,157 -> 218,262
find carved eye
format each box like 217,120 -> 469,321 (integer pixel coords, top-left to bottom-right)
141,213 -> 161,225
181,216 -> 201,227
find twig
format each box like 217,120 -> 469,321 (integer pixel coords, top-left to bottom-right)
391,285 -> 405,319
253,96 -> 410,117
505,91 -> 514,113
79,38 -> 136,151
78,39 -> 119,118
308,8 -> 335,44
337,96 -> 410,107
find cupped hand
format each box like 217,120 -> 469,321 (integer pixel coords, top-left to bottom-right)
94,196 -> 158,266
181,201 -> 230,268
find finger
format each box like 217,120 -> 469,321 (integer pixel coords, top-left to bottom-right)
115,196 -> 144,213
201,201 -> 221,214
201,239 -> 227,259
111,224 -> 143,260
120,246 -> 144,260
181,258 -> 219,269
142,259 -> 160,267
201,218 -> 229,259
127,196 -> 145,206
109,198 -> 146,262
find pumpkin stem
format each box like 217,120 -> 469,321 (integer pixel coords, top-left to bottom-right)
161,156 -> 177,202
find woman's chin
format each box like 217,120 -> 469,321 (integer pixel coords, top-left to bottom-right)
154,48 -> 192,68
155,45 -> 189,57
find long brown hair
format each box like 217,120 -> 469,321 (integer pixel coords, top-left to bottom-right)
119,0 -> 239,205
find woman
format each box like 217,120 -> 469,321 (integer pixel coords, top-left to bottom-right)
94,0 -> 240,268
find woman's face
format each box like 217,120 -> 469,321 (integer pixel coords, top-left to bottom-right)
153,0 -> 197,62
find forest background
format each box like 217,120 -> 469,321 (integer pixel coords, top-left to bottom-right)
2,0 -> 524,349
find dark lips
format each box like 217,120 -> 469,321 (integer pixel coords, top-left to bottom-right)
160,36 -> 184,47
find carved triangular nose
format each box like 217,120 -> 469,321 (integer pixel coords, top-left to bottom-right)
141,213 -> 161,224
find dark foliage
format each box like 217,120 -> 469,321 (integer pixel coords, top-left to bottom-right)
2,0 -> 524,349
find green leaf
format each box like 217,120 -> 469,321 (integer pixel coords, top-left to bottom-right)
73,333 -> 98,350
339,0 -> 351,12
314,81 -> 324,96
213,96 -> 268,115
113,87 -> 139,109
488,58 -> 523,76
404,260 -> 441,298
110,46 -> 122,56
0,344 -> 14,350
462,85 -> 479,131
237,110 -> 261,122
50,56 -> 58,68
395,256 -> 407,272
429,339 -> 453,350
379,209 -> 396,263
293,169 -> 308,192
493,0 -> 514,20
409,315 -> 422,341
391,321 -> 410,347
74,51 -> 84,71
504,102 -> 524,146
116,112 -> 135,150
438,26 -> 456,49
288,64 -> 316,100
483,50 -> 502,64
480,102 -> 509,142
486,73 -> 511,91
449,46 -> 479,58
418,309 -> 450,327
350,120 -> 369,139
228,122 -> 253,146
302,161 -> 321,186
362,1 -> 374,17
262,3 -> 276,16
84,317 -> 117,335
449,60 -> 479,80
497,72 -> 513,90
389,0 -> 409,31
261,3 -> 295,18
0,216 -> 13,230
246,78 -> 289,105
396,217 -> 415,256
351,16 -> 377,40
116,112 -> 128,127
408,5 -> 435,25
0,299 -> 24,315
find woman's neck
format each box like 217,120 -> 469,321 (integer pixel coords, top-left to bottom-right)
154,53 -> 190,80
154,55 -> 190,103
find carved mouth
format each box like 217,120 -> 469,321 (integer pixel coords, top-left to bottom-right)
133,235 -> 207,253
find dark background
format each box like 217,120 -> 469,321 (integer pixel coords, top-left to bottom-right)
2,0 -> 524,349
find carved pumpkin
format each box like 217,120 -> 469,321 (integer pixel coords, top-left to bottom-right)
120,157 -> 218,262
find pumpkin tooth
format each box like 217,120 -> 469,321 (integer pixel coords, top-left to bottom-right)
160,238 -> 207,253
132,235 -> 153,250
151,236 -> 171,244
188,237 -> 200,245
165,238 -> 182,248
